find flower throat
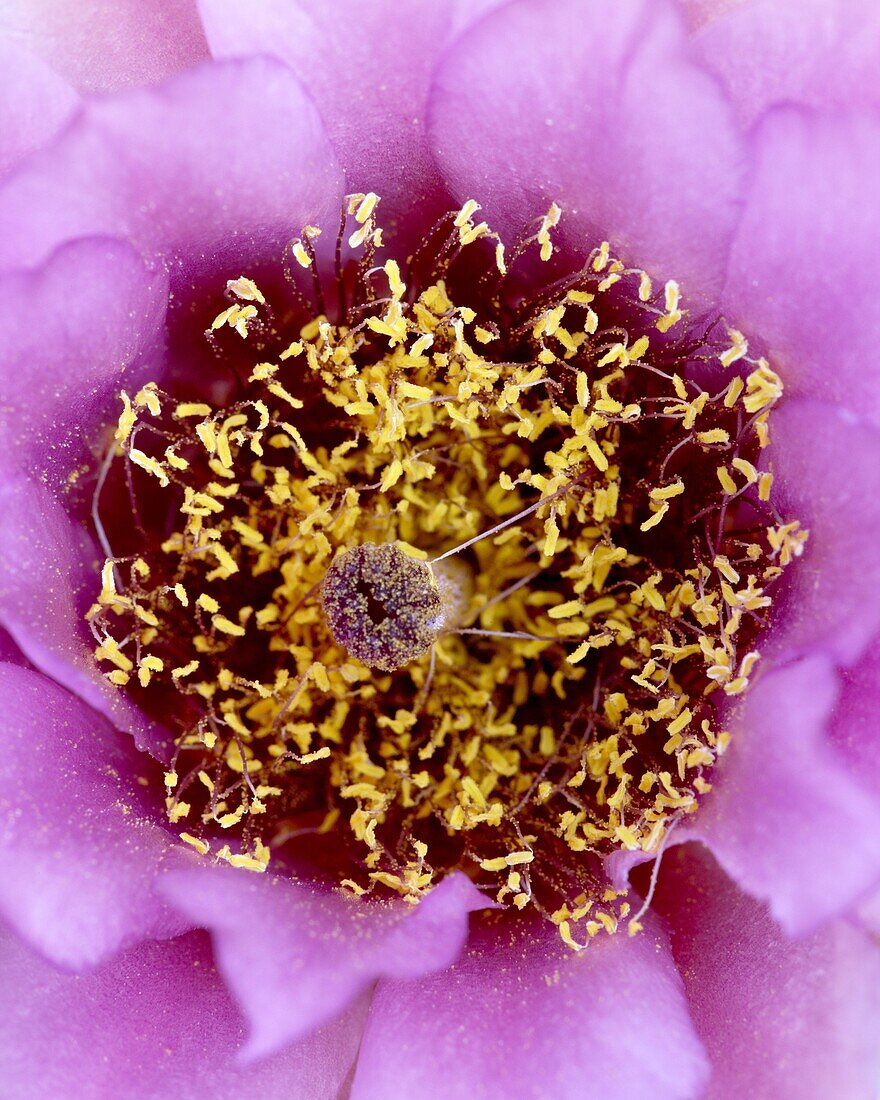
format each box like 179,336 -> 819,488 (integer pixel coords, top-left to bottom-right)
88,194 -> 806,948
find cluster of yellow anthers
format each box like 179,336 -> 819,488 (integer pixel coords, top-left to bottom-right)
90,194 -> 805,948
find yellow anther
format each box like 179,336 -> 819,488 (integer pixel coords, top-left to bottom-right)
716,467 -> 738,495
171,660 -> 199,680
719,328 -> 748,368
384,259 -> 406,300
291,239 -> 312,268
128,448 -> 169,486
548,600 -> 582,619
226,276 -> 265,304
696,428 -> 730,445
454,199 -> 481,228
537,202 -> 562,262
649,480 -> 684,502
135,384 -> 161,417
115,392 -> 136,442
213,614 -> 245,637
212,303 -> 258,338
353,192 -> 380,224
640,503 -> 669,532
175,402 -> 213,418
179,833 -> 210,856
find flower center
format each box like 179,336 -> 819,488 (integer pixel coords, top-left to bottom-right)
88,195 -> 806,946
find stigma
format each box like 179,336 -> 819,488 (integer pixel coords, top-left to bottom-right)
321,543 -> 445,671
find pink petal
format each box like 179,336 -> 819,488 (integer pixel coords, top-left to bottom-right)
686,655 -> 880,936
0,663 -> 188,968
693,0 -> 880,127
0,0 -> 209,94
856,886 -> 880,937
0,628 -> 27,666
0,57 -> 344,289
0,927 -> 367,1098
827,632 -> 880,798
428,0 -> 744,296
197,0 -> 506,248
677,0 -> 743,32
722,106 -> 880,427
0,235 -> 168,487
653,844 -> 880,1100
0,41 -> 78,180
0,470 -> 171,760
766,400 -> 880,667
160,864 -> 493,1059
350,911 -> 709,1099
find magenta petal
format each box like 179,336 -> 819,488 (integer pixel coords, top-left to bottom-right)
0,41 -> 78,180
428,0 -> 744,295
829,635 -> 880,795
654,844 -> 880,1100
160,864 -> 492,1059
0,0 -> 208,93
0,664 -> 188,968
856,887 -> 880,938
0,628 -> 28,666
0,237 -> 169,757
0,469 -> 171,759
693,0 -> 880,127
688,655 -> 880,936
766,400 -> 880,667
0,57 -> 344,288
1,235 -> 168,486
198,0 -> 505,247
350,911 -> 708,1099
0,927 -> 367,1099
722,107 -> 880,426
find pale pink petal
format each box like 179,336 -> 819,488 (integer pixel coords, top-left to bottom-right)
0,927 -> 367,1099
0,235 -> 168,487
0,470 -> 172,761
160,864 -> 493,1059
827,632 -> 880,799
693,0 -> 880,127
654,844 -> 880,1099
722,107 -> 880,427
0,236 -> 172,757
766,401 -> 880,667
687,655 -> 880,935
677,0 -> 745,32
197,0 -> 506,247
0,628 -> 27,666
350,911 -> 709,1099
0,57 -> 344,289
0,40 -> 78,180
0,0 -> 209,94
0,663 -> 187,968
428,0 -> 744,296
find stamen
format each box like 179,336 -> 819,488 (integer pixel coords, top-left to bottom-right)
87,196 -> 805,944
429,479 -> 584,565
